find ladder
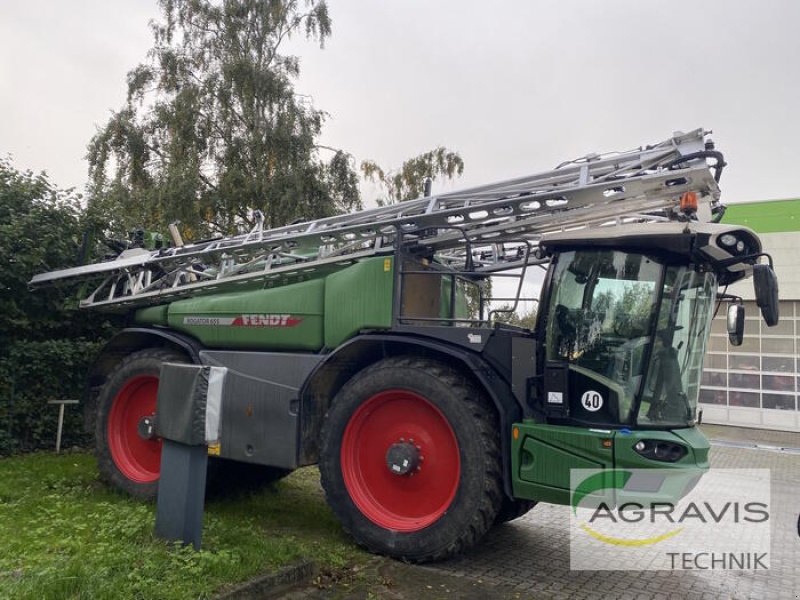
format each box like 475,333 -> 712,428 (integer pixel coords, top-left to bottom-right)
30,128 -> 724,311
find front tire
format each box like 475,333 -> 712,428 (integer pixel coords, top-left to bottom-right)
495,498 -> 536,524
319,356 -> 502,562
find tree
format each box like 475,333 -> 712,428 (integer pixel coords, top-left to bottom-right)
0,158 -> 115,453
0,158 -> 94,345
361,147 -> 490,317
87,0 -> 361,240
361,147 -> 464,205
493,304 -> 537,330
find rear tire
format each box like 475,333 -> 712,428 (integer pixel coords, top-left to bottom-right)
319,356 -> 502,562
96,348 -> 292,500
96,348 -> 184,500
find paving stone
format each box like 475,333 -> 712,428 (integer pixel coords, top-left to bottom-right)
429,443 -> 799,600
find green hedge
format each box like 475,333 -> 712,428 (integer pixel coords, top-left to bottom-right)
0,339 -> 103,455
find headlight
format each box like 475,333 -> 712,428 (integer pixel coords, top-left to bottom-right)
716,231 -> 753,256
632,440 -> 687,462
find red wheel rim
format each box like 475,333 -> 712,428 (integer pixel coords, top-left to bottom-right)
341,389 -> 460,532
107,375 -> 161,483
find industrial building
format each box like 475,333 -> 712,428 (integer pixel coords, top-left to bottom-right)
699,199 -> 800,432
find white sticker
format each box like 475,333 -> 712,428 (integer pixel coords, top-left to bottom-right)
581,390 -> 604,412
548,391 -> 564,405
204,366 -> 227,444
467,334 -> 483,344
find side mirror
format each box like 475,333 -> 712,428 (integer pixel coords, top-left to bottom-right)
727,304 -> 745,347
753,264 -> 779,327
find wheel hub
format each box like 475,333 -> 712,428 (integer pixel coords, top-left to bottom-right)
340,388 -> 459,531
385,440 -> 421,476
137,415 -> 156,440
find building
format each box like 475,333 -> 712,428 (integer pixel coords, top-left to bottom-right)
699,199 -> 800,432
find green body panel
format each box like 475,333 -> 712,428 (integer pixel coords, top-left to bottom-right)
511,422 -> 710,505
671,426 -> 711,464
323,256 -> 394,348
511,423 -> 614,505
166,278 -> 326,350
133,304 -> 169,326
133,256 -> 395,351
612,427 -> 710,471
609,427 -> 709,507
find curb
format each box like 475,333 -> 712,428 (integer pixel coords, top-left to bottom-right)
215,560 -> 316,600
710,438 -> 800,454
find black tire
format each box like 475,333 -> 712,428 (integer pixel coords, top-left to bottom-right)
97,347 -> 292,501
494,498 -> 537,525
319,356 -> 502,563
96,347 -> 186,500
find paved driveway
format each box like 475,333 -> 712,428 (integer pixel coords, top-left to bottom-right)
427,444 -> 799,599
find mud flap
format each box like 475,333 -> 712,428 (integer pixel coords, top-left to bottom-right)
154,363 -> 227,549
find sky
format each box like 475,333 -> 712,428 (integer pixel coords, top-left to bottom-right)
2,0 -> 799,207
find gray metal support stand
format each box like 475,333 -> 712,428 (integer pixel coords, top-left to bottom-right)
153,362 -> 226,551
154,440 -> 208,550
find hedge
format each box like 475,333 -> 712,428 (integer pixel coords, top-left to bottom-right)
0,338 -> 104,455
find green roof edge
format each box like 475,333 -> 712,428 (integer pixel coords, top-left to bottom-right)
721,198 -> 800,233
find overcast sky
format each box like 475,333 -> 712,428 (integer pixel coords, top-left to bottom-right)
2,0 -> 799,206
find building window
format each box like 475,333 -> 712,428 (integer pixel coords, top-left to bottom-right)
730,354 -> 759,371
762,356 -> 795,373
699,300 -> 799,412
762,374 -> 795,393
699,388 -> 727,405
762,337 -> 795,355
729,391 -> 760,408
762,393 -> 796,411
729,372 -> 760,389
702,371 -> 727,387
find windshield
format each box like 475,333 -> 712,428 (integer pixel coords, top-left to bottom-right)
545,250 -> 661,424
544,250 -> 717,427
637,266 -> 716,427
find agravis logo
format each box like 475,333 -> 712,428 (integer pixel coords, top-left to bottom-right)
571,469 -> 683,547
569,468 -> 772,571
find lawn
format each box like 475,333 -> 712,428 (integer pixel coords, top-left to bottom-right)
0,452 -> 369,599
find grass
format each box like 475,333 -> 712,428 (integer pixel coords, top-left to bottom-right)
0,452 -> 370,599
